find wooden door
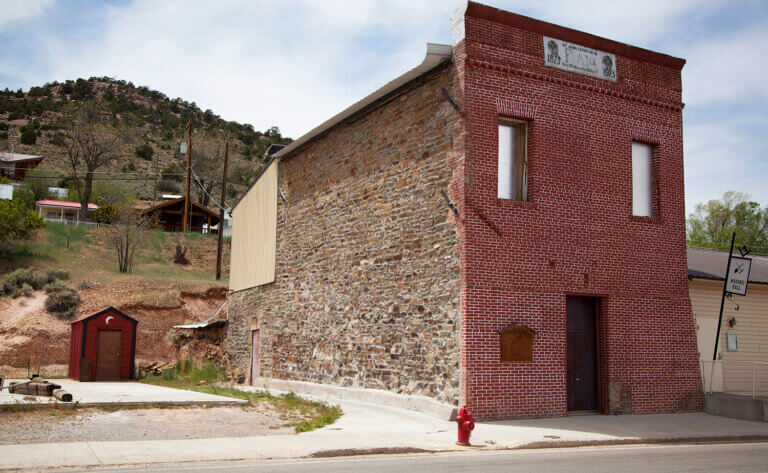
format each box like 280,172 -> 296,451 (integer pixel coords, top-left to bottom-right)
566,296 -> 598,411
251,330 -> 260,384
96,330 -> 122,381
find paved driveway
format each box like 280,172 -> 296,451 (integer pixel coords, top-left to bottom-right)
0,379 -> 246,406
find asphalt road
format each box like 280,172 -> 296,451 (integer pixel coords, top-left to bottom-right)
65,441 -> 768,473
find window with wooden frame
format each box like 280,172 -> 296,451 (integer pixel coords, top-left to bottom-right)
498,120 -> 528,200
631,141 -> 654,217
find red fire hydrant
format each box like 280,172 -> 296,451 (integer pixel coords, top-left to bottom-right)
455,406 -> 475,446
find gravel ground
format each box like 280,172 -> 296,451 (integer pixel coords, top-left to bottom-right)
0,404 -> 305,445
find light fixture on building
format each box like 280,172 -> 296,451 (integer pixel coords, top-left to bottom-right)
728,316 -> 737,327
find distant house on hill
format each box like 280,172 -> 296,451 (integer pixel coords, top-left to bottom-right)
140,196 -> 220,233
36,199 -> 98,224
0,151 -> 44,181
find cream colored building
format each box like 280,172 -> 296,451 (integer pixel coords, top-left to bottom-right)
688,248 -> 768,396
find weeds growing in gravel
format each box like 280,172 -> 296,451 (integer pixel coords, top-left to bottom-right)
140,359 -> 342,433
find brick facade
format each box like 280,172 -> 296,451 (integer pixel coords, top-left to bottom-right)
451,3 -> 701,419
227,2 -> 703,420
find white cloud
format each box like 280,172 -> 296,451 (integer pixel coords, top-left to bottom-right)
683,113 -> 768,214
682,26 -> 768,105
41,0 -> 452,137
0,0 -> 56,32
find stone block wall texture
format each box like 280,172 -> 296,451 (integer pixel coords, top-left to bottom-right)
227,65 -> 463,404
453,4 -> 702,419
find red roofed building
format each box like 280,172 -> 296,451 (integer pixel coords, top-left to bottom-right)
36,199 -> 99,224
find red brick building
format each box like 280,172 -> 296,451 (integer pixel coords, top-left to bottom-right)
227,2 -> 702,420
451,3 -> 700,419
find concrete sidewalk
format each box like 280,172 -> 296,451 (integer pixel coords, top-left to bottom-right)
0,379 -> 247,407
2,392 -> 768,471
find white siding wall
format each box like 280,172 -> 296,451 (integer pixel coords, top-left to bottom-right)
690,279 -> 768,395
229,160 -> 277,291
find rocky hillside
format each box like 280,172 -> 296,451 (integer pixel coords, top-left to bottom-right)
0,77 -> 291,204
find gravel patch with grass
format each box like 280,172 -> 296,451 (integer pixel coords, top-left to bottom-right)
0,404 -> 302,445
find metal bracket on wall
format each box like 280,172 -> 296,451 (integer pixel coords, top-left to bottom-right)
441,88 -> 462,114
440,190 -> 460,218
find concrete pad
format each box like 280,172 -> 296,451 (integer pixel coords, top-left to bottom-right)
0,379 -> 247,407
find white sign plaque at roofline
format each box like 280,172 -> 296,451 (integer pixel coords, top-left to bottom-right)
726,256 -> 751,296
543,36 -> 617,82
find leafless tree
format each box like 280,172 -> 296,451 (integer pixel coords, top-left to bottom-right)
188,137 -> 229,207
60,102 -> 121,222
103,209 -> 149,273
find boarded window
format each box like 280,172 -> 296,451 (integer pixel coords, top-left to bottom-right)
632,141 -> 654,216
499,324 -> 534,363
498,121 -> 528,200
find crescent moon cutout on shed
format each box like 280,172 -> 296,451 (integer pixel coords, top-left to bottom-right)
105,316 -> 114,325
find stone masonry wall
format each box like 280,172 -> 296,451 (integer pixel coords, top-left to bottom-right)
227,65 -> 462,404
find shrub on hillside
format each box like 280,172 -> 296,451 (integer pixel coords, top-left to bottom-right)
135,143 -> 154,161
30,272 -> 48,290
45,288 -> 80,318
156,179 -> 180,194
1,281 -> 13,295
46,269 -> 69,282
19,127 -> 36,145
5,268 -> 34,288
20,283 -> 33,297
43,281 -> 67,293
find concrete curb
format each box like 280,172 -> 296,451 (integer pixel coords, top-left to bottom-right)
246,377 -> 457,420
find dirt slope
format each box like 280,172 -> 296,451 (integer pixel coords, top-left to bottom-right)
0,278 -> 226,377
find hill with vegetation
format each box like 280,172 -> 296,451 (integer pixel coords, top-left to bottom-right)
0,77 -> 291,206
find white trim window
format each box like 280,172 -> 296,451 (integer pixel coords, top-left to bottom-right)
631,141 -> 654,217
498,121 -> 528,200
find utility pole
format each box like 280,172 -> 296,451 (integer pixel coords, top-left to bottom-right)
183,120 -> 192,232
216,142 -> 229,280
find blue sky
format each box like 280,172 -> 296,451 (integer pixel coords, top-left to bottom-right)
1,0 -> 766,215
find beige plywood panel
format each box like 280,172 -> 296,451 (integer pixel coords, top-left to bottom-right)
230,160 -> 277,291
689,279 -> 768,395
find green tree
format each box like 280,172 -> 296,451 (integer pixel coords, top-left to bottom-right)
94,204 -> 119,224
687,191 -> 768,252
0,199 -> 45,257
91,180 -> 136,207
14,168 -> 57,209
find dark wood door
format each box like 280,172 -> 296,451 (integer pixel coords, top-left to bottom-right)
566,296 -> 598,411
96,330 -> 122,381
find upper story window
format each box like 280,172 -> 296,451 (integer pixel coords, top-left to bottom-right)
631,141 -> 654,217
498,120 -> 528,200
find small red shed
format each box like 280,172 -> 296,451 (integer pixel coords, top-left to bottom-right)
69,307 -> 138,381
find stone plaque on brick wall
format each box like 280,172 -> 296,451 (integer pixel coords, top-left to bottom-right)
499,323 -> 534,363
543,36 -> 617,82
